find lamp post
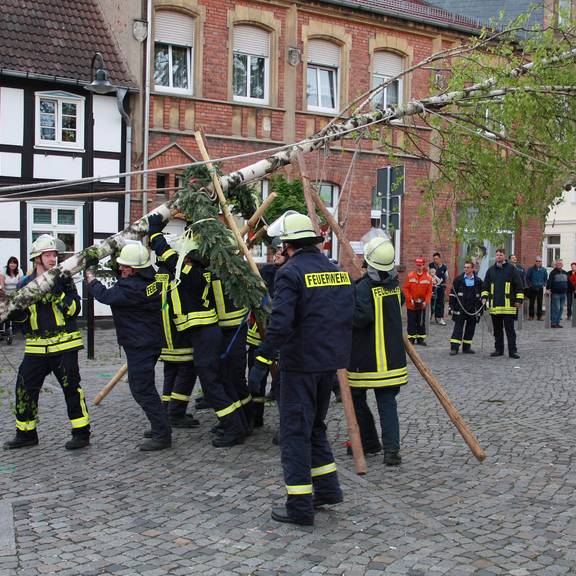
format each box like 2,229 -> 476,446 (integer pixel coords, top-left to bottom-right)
83,54 -> 122,360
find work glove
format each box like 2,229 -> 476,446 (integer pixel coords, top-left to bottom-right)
147,213 -> 166,236
248,357 -> 270,396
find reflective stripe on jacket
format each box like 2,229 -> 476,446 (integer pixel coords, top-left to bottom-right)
13,272 -> 83,355
212,278 -> 248,328
348,274 -> 407,388
481,261 -> 524,315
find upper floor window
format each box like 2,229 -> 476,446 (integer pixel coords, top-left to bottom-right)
233,25 -> 270,104
154,11 -> 195,94
372,51 -> 404,110
558,0 -> 572,25
307,40 -> 340,113
35,91 -> 85,150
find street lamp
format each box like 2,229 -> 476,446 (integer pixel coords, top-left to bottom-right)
84,52 -> 116,95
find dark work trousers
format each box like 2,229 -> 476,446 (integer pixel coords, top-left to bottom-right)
450,314 -> 477,351
351,386 -> 400,454
279,370 -> 342,523
124,347 -> 171,442
13,351 -> 90,438
434,285 -> 446,319
567,290 -> 573,319
406,308 -> 426,342
491,314 -> 517,355
221,325 -> 252,432
187,324 -> 245,436
247,345 -> 269,427
528,287 -> 544,319
162,362 -> 197,419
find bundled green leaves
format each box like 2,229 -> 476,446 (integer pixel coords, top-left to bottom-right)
177,165 -> 270,325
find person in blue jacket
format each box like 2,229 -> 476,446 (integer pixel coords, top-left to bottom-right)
249,211 -> 354,527
86,243 -> 171,451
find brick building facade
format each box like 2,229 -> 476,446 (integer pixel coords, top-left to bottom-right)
130,0 -> 543,278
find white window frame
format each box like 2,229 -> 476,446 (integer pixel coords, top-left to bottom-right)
545,234 -> 562,268
35,91 -> 85,151
307,64 -> 339,114
154,43 -> 193,95
27,200 -> 84,260
233,51 -> 270,105
372,73 -> 403,110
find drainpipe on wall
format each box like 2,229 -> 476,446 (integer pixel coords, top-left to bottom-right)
142,0 -> 153,216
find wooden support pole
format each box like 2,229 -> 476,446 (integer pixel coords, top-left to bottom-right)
309,188 -> 363,277
314,193 -> 487,462
239,192 -> 277,236
247,226 -> 269,249
194,131 -> 264,285
296,152 -> 322,235
93,363 -> 128,405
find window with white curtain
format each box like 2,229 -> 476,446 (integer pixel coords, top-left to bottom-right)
154,11 -> 195,94
372,51 -> 404,110
307,40 -> 340,113
233,25 -> 270,104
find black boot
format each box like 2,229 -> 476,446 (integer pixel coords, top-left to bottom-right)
212,432 -> 245,448
462,348 -> 475,354
449,349 -> 458,356
139,438 -> 172,451
170,414 -> 200,428
271,506 -> 313,526
4,433 -> 39,450
65,435 -> 90,450
383,451 -> 402,466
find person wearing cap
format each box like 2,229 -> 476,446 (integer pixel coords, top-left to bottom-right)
248,211 -> 354,526
348,235 -> 407,466
147,214 -> 248,448
402,257 -> 433,345
4,235 -> 90,451
86,242 -> 171,451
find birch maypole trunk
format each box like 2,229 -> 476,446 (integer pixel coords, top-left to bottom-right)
3,41 -> 576,322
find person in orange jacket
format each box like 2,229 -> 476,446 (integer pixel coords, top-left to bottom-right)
402,257 -> 433,346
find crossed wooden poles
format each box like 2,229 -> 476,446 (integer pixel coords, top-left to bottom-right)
93,136 -> 486,473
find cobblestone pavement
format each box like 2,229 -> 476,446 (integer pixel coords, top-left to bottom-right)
0,316 -> 575,576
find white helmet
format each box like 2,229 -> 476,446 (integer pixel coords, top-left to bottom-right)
29,234 -> 66,261
268,210 -> 323,242
364,236 -> 395,271
116,243 -> 151,268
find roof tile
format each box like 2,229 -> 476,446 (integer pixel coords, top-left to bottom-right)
0,0 -> 136,87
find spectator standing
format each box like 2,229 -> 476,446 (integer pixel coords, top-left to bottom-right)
0,256 -> 23,294
546,259 -> 570,328
429,252 -> 448,325
509,255 -> 527,291
403,257 -> 433,345
526,257 -> 548,320
566,262 -> 576,320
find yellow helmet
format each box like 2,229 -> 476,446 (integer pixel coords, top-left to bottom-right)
268,211 -> 322,242
116,243 -> 151,268
364,237 -> 395,271
29,234 -> 65,261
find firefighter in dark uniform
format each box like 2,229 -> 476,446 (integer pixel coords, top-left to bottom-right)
4,235 -> 90,450
449,260 -> 484,355
147,214 -> 247,447
481,248 -> 524,359
212,275 -> 252,434
156,255 -> 199,428
348,236 -> 407,466
86,242 -> 171,450
247,236 -> 286,426
249,211 -> 354,526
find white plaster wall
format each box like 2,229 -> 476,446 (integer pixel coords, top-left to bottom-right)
94,201 -> 119,233
94,158 -> 120,183
0,87 -> 24,146
544,189 -> 576,264
0,152 -> 21,177
34,155 -> 82,180
0,202 -> 20,231
93,95 -> 122,153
